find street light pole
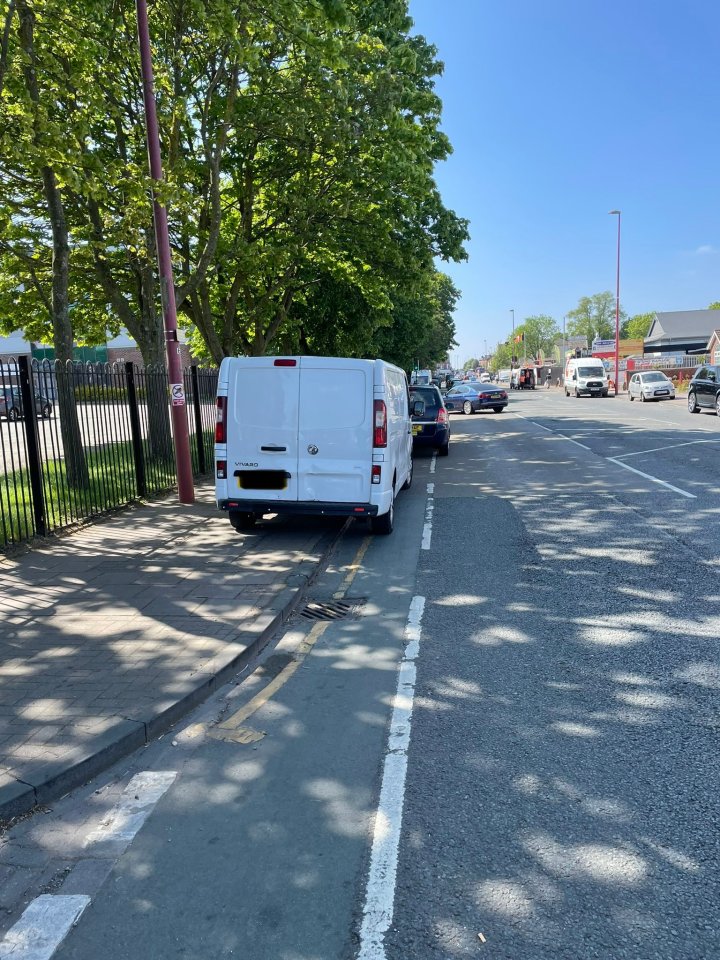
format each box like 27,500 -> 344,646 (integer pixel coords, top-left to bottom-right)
136,0 -> 194,504
609,210 -> 621,396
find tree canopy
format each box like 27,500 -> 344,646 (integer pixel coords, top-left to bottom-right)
0,0 -> 468,368
622,312 -> 655,340
566,292 -> 625,344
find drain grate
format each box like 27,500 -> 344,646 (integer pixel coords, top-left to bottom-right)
300,599 -> 363,622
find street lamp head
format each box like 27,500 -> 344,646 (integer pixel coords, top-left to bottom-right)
609,209 -> 621,215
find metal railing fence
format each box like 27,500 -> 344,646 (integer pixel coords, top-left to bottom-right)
0,358 -> 218,549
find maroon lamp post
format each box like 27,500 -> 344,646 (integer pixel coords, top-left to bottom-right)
136,0 -> 194,504
609,210 -> 621,396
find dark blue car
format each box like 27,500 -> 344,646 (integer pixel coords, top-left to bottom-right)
409,385 -> 450,456
444,381 -> 508,414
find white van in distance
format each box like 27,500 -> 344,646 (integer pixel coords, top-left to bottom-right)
564,357 -> 609,398
215,356 -> 413,534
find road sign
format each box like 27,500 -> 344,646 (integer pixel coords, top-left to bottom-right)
170,383 -> 185,406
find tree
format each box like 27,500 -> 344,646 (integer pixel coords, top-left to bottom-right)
622,312 -> 655,340
516,314 -> 558,361
175,0 -> 468,360
489,342 -> 513,373
566,291 -> 625,344
1,0 -> 91,487
463,357 -> 479,371
708,302 -> 720,310
373,273 -> 459,372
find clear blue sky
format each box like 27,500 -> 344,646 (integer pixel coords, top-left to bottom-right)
409,0 -> 720,365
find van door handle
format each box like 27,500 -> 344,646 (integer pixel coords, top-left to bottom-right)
261,445 -> 287,452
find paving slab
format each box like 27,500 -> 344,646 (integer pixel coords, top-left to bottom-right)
0,483 -> 343,823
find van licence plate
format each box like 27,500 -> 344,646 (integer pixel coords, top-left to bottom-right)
237,470 -> 288,491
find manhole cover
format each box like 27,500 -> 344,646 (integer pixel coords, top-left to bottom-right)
299,599 -> 364,621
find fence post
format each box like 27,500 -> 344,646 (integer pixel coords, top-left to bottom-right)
18,355 -> 46,536
125,362 -> 146,497
189,365 -> 206,475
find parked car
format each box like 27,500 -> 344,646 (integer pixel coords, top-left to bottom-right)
0,387 -> 53,421
215,355 -> 413,535
628,371 -> 676,402
409,385 -> 450,456
687,365 -> 720,416
443,382 -> 508,414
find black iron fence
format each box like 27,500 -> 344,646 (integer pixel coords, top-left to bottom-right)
0,357 -> 218,549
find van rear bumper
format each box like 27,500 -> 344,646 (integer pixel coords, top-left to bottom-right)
218,499 -> 379,518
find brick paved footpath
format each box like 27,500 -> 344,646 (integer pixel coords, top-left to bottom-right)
0,483 -> 341,821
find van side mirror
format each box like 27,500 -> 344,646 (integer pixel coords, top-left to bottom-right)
412,400 -> 425,417
572,373 -> 577,380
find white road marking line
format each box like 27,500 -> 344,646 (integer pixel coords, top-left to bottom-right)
429,454 -> 436,474
0,895 -> 90,960
421,492 -> 433,551
426,482 -> 434,494
606,458 -> 696,498
357,596 -> 425,960
614,438 -> 720,459
84,771 -> 176,848
516,411 -> 697,496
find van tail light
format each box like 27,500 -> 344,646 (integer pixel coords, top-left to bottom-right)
215,396 -> 227,443
217,460 -> 227,479
371,464 -> 382,484
373,400 -> 387,447
436,407 -> 448,424
274,358 -> 297,366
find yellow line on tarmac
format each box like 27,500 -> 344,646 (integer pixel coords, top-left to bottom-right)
333,536 -> 372,599
217,535 -> 372,733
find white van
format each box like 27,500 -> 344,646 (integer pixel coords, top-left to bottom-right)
215,356 -> 413,535
564,357 -> 609,398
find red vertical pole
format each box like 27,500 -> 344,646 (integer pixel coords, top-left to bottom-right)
614,212 -> 621,396
136,0 -> 194,504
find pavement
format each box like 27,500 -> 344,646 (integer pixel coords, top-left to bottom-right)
0,482 -> 343,823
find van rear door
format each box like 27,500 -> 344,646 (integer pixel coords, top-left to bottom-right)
297,358 -> 373,503
225,358 -> 300,502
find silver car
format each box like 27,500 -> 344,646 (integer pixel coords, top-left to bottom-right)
628,371 -> 676,402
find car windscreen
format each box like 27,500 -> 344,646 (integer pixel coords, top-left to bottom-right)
410,388 -> 441,415
578,367 -> 604,377
642,372 -> 667,382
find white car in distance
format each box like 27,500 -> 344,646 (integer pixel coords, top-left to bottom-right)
628,371 -> 676,402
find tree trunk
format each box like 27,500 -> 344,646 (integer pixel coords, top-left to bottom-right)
136,260 -> 173,464
17,0 -> 89,490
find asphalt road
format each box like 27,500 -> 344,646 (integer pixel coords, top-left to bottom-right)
1,390 -> 718,960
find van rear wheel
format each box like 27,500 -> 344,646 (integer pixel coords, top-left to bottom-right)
371,501 -> 394,535
229,511 -> 256,532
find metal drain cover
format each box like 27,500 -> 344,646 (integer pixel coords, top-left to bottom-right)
300,598 -> 364,621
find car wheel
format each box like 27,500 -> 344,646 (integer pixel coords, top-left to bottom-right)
463,400 -> 473,415
229,511 -> 256,531
438,441 -> 449,456
41,403 -> 52,418
371,499 -> 394,535
565,388 -> 569,397
574,388 -> 580,398
629,393 -> 634,401
8,407 -> 20,421
688,392 -> 700,413
640,393 -> 645,402
716,395 -> 720,418
492,407 -> 504,413
402,458 -> 413,489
